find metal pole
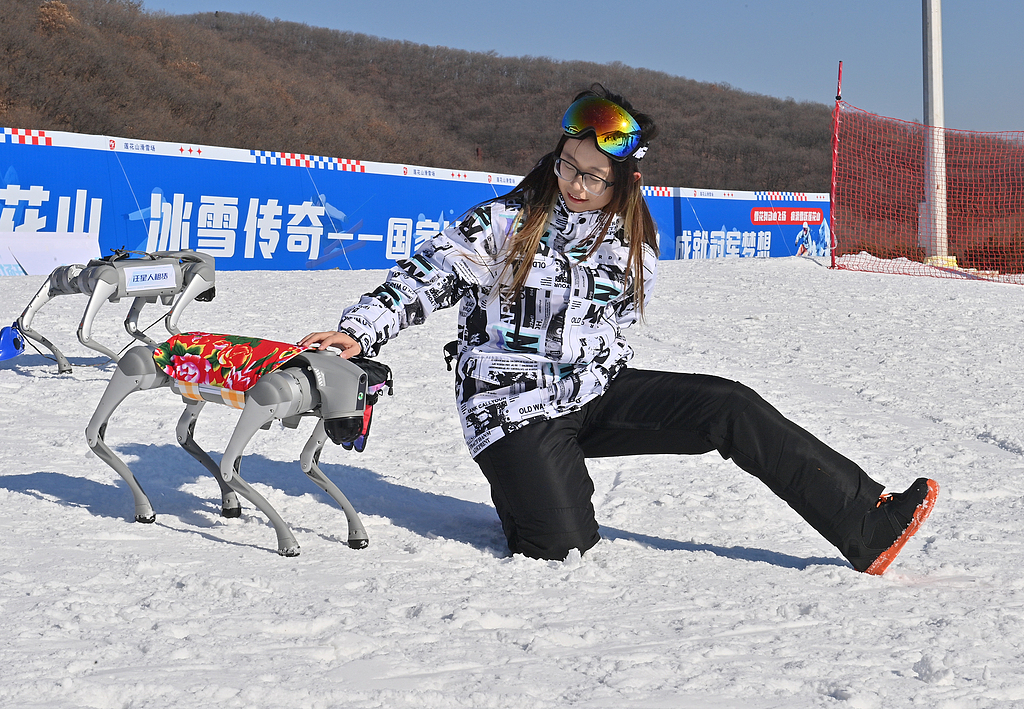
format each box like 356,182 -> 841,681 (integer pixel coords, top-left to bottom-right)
829,61 -> 843,269
922,0 -> 951,266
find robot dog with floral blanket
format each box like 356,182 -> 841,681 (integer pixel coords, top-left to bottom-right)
86,332 -> 392,556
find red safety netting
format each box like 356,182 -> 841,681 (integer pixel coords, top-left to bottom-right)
831,101 -> 1024,284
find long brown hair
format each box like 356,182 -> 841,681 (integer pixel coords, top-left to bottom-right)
496,84 -> 660,316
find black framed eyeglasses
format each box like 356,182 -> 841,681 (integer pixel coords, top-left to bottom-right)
553,158 -> 614,197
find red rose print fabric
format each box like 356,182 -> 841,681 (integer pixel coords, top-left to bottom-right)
153,333 -> 307,407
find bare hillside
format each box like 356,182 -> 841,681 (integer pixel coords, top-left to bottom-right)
0,0 -> 833,190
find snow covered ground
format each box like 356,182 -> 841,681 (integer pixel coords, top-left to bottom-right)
1,256 -> 1023,708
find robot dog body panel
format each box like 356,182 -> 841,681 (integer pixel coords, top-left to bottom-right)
86,333 -> 390,556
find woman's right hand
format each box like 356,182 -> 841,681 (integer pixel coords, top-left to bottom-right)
298,331 -> 362,359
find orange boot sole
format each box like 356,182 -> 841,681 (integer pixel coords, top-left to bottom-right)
864,479 -> 940,575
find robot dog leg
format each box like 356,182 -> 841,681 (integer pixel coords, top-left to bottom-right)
215,365 -> 319,556
85,347 -> 170,523
174,400 -> 243,518
300,419 -> 369,549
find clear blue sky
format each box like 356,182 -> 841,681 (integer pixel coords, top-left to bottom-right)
142,0 -> 1024,133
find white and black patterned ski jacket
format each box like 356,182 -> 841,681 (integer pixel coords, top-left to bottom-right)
338,195 -> 658,457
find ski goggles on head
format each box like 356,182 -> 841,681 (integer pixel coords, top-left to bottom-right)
561,96 -> 643,161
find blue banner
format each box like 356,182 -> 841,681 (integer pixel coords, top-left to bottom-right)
1,127 -> 829,275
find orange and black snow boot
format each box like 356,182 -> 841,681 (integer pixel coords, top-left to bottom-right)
843,477 -> 939,575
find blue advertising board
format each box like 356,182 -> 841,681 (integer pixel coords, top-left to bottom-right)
1,127 -> 829,275
656,187 -> 832,261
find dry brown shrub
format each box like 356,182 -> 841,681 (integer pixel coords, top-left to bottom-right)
269,81 -> 294,107
37,0 -> 78,36
169,58 -> 209,84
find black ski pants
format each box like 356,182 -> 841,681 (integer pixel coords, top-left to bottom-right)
473,368 -> 885,561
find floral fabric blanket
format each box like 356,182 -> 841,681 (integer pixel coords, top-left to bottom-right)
153,332 -> 307,408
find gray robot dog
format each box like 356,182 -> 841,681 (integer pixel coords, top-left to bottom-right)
10,250 -> 215,373
86,334 -> 392,556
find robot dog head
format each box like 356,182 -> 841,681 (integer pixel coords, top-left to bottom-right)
324,415 -> 364,445
312,355 -> 392,451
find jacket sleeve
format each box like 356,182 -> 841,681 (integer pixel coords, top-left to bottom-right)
337,204 -> 506,357
612,244 -> 659,329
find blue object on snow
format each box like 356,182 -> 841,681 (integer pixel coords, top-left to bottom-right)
0,323 -> 25,361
